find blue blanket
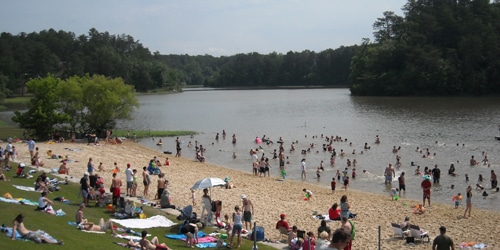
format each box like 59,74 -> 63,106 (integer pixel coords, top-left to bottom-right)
196,242 -> 226,248
165,231 -> 206,239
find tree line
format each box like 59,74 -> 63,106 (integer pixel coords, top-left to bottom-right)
350,0 -> 500,96
1,0 -> 499,98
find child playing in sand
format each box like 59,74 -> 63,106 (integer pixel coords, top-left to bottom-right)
415,204 -> 425,214
303,189 -> 313,201
453,193 -> 462,208
98,162 -> 104,172
113,163 -> 120,174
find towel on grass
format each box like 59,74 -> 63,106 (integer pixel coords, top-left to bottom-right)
165,231 -> 206,239
13,185 -> 38,192
111,215 -> 176,229
0,197 -> 37,206
181,236 -> 217,243
115,234 -> 142,241
5,228 -> 59,242
196,242 -> 226,248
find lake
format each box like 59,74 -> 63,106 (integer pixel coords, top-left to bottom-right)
6,88 -> 500,209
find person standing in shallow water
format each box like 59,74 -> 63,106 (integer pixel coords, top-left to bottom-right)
301,158 -> 307,180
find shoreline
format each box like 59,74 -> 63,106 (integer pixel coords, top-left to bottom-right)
11,140 -> 500,249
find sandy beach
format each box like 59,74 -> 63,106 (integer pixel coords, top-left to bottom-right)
10,140 -> 500,249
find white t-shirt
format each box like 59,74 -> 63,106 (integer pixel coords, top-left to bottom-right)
126,168 -> 133,182
301,161 -> 306,171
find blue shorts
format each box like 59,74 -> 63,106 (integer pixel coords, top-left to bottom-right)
232,224 -> 242,235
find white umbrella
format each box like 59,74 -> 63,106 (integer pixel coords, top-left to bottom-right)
191,177 -> 226,197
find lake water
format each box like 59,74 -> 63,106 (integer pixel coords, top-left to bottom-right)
5,88 -> 499,209
127,89 -> 500,210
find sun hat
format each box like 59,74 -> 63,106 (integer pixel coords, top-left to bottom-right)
241,194 -> 247,199
224,177 -> 230,182
19,163 -> 26,168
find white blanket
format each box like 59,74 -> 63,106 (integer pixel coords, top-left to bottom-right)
13,185 -> 37,192
110,215 -> 176,229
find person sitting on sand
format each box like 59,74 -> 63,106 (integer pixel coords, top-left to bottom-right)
276,213 -> 290,232
80,218 -> 116,234
317,220 -> 331,241
415,204 -> 425,214
328,203 -> 341,221
139,230 -> 172,250
224,177 -> 236,189
97,162 -> 104,172
58,161 -> 70,175
11,213 -> 63,244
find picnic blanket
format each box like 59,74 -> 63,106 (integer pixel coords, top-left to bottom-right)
165,231 -> 207,239
110,215 -> 176,229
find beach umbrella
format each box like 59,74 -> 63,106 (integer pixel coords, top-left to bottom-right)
191,177 -> 226,197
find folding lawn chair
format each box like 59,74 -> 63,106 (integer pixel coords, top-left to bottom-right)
409,225 -> 430,243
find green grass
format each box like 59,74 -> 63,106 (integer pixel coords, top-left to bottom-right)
0,127 -> 24,140
0,164 -> 276,250
1,96 -> 31,104
113,130 -> 197,138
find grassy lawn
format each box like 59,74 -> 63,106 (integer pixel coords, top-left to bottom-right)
0,163 -> 276,250
0,127 -> 23,141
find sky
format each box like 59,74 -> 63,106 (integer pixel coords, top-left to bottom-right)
0,0 -> 406,56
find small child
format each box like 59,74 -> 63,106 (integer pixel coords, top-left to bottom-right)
465,173 -> 469,182
335,169 -> 341,181
390,188 -> 399,200
352,168 -> 356,179
303,189 -> 313,200
343,176 -> 350,191
453,193 -> 462,208
316,167 -> 321,179
191,189 -> 196,207
415,204 -> 425,214
223,214 -> 232,237
331,178 -> 336,194
281,169 -> 287,180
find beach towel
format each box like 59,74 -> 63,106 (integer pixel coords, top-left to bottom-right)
114,234 -> 142,241
5,228 -> 59,242
111,215 -> 176,229
0,197 -> 37,206
12,185 -> 38,192
181,236 -> 217,243
165,231 -> 207,239
196,242 -> 226,248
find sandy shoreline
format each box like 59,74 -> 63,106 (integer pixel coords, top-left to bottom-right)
10,140 -> 500,249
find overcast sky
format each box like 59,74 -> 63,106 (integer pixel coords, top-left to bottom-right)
0,0 -> 406,56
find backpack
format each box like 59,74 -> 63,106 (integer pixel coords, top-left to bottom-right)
349,220 -> 356,240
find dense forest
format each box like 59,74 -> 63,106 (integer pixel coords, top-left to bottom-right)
0,0 -> 499,97
350,0 -> 500,96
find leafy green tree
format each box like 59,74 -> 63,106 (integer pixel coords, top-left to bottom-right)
80,75 -> 139,134
12,75 -> 67,139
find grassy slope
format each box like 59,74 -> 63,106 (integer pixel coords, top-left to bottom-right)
0,165 -> 275,250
